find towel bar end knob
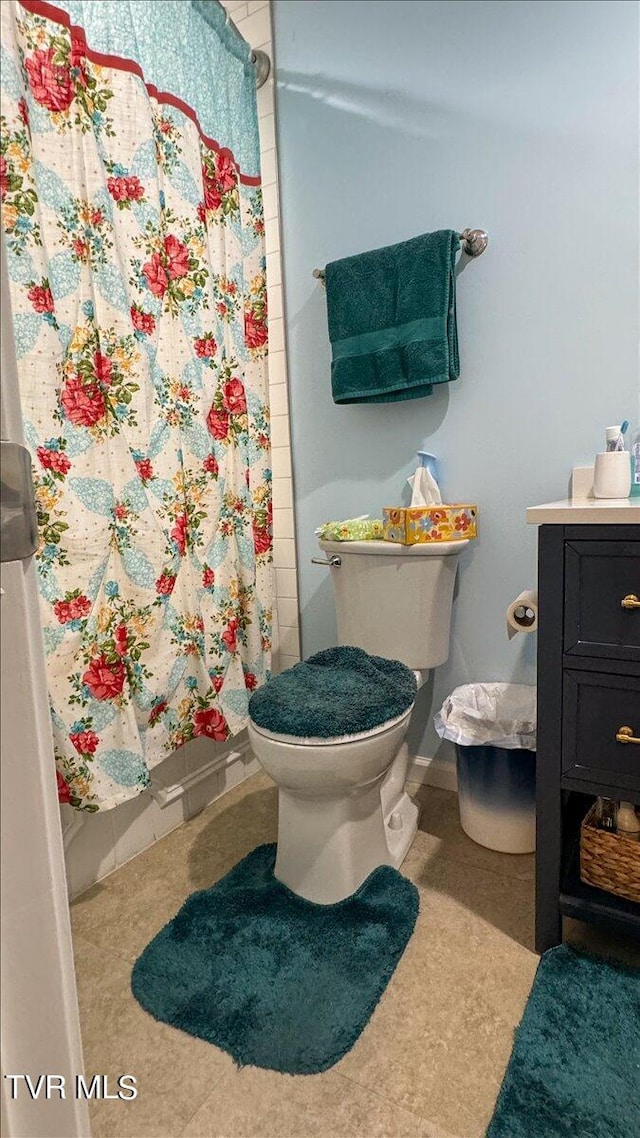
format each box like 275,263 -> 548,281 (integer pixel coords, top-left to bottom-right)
460,229 -> 489,257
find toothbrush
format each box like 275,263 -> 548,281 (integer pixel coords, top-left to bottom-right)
610,422 -> 629,452
605,423 -> 630,451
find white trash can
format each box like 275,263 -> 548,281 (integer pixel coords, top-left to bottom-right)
434,684 -> 536,854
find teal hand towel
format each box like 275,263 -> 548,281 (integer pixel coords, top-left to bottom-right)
325,230 -> 461,405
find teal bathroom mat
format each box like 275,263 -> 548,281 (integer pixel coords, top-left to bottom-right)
487,945 -> 640,1138
131,843 -> 419,1074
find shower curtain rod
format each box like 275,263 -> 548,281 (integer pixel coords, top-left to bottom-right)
312,228 -> 489,282
222,6 -> 271,88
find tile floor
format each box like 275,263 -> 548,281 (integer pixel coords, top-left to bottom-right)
70,775 -> 638,1138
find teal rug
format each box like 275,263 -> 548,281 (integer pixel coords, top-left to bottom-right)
131,843 -> 419,1074
487,945 -> 640,1138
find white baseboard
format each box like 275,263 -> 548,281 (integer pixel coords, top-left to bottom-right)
63,738 -> 260,899
409,754 -> 458,792
149,738 -> 252,807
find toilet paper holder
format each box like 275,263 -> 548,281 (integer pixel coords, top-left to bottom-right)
506,588 -> 539,639
512,603 -> 536,627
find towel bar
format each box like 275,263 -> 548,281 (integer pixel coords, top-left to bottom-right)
312,228 -> 488,283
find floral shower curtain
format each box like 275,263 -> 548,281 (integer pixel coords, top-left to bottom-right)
1,0 -> 272,810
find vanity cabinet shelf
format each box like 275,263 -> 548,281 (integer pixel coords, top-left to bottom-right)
535,523 -> 640,953
561,844 -> 640,939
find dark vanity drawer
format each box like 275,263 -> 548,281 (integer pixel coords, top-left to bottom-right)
564,541 -> 640,662
562,669 -> 640,791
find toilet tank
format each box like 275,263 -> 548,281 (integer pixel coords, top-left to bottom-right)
317,538 -> 469,670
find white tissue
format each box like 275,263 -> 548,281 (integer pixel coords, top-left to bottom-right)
407,465 -> 442,507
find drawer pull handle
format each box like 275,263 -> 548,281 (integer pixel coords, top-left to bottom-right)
616,726 -> 640,745
621,594 -> 640,610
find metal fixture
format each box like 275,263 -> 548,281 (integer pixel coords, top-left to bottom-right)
621,593 -> 640,609
459,228 -> 489,257
313,228 -> 489,282
222,6 -> 271,89
251,49 -> 271,89
311,555 -> 342,567
616,726 -> 640,745
0,440 -> 38,562
512,603 -> 536,628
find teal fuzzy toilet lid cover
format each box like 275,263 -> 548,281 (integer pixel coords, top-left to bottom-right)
248,646 -> 417,740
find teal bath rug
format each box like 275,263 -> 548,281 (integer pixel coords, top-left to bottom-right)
131,843 -> 419,1074
487,945 -> 640,1138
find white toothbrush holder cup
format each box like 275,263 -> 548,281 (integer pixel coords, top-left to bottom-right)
593,451 -> 631,499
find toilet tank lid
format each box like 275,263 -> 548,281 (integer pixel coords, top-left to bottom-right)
248,646 -> 417,740
318,539 -> 469,557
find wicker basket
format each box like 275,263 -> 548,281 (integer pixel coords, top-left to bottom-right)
580,804 -> 640,903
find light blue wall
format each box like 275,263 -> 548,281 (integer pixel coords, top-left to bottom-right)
273,0 -> 639,761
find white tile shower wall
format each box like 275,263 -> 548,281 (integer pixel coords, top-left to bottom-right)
63,3 -> 299,897
222,0 -> 301,674
62,741 -> 260,900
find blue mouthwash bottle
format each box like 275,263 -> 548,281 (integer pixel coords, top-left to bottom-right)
631,430 -> 640,497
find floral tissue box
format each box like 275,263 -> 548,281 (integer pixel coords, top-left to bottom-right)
383,505 -> 477,545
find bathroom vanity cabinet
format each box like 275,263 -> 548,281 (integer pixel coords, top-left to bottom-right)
527,504 -> 640,953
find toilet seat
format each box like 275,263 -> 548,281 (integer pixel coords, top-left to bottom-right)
248,708 -> 412,748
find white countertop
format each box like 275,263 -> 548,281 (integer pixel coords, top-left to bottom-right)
526,498 -> 640,524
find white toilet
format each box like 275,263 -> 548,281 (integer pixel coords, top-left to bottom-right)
247,537 -> 469,903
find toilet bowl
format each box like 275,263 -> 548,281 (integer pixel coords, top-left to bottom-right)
249,537 -> 469,904
248,707 -> 415,904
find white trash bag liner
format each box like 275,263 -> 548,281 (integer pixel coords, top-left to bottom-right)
434,683 -> 536,751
